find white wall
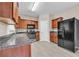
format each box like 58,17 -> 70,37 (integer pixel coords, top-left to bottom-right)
39,14 -> 50,42
54,4 -> 79,20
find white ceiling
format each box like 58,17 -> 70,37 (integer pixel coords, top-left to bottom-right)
19,2 -> 79,18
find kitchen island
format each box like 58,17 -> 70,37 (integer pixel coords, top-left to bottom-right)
0,33 -> 31,57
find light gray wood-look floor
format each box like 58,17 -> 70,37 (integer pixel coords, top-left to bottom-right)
31,41 -> 79,57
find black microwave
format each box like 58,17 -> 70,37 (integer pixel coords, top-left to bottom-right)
27,24 -> 35,29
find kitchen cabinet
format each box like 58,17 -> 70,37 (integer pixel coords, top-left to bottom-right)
52,20 -> 57,28
50,32 -> 58,43
13,3 -> 19,23
0,3 -> 12,18
34,21 -> 38,29
0,2 -> 18,23
52,17 -> 63,28
0,44 -> 31,57
50,17 -> 63,44
36,32 -> 40,41
16,19 -> 38,29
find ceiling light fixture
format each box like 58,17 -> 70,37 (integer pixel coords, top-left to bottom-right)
32,2 -> 40,11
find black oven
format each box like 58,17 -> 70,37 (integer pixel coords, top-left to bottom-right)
27,24 -> 36,39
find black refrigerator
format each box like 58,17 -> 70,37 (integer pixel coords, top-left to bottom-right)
58,17 -> 79,52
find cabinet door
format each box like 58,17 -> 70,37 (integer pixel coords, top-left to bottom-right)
13,2 -> 18,23
35,21 -> 38,29
0,3 -> 3,17
52,17 -> 63,28
50,32 -> 58,43
36,32 -> 39,41
52,20 -> 57,28
0,2 -> 18,23
0,45 -> 31,57
1,2 -> 13,18
50,33 -> 53,42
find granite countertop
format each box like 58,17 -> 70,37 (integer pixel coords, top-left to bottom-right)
16,31 -> 39,34
0,33 -> 15,42
0,33 -> 15,48
50,28 -> 58,33
0,33 -> 31,50
16,29 -> 39,33
0,42 -> 30,50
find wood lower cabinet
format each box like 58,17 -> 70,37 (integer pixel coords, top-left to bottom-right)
0,45 -> 31,57
0,2 -> 18,23
50,32 -> 58,44
36,32 -> 40,41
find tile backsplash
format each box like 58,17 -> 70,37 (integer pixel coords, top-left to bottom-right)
7,25 -> 16,34
0,22 -> 7,36
0,21 -> 15,36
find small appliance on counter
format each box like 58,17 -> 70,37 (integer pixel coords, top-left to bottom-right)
58,17 -> 79,52
27,24 -> 36,39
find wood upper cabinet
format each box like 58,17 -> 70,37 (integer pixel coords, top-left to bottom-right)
13,2 -> 19,23
16,18 -> 38,29
52,17 -> 63,28
0,2 -> 18,23
0,3 -> 11,18
52,20 -> 57,28
34,21 -> 38,29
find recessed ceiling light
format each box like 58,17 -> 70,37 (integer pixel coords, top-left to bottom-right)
32,2 -> 40,11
